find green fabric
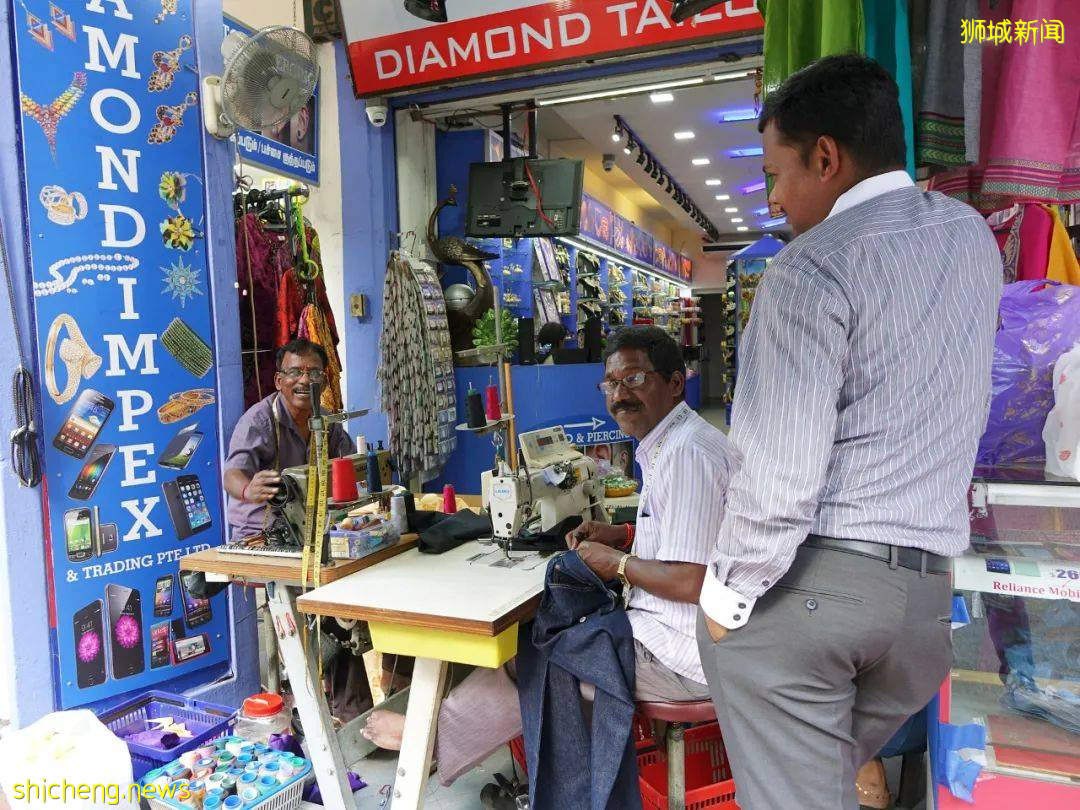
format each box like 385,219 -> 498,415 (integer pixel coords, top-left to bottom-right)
759,0 -> 865,98
863,0 -> 916,178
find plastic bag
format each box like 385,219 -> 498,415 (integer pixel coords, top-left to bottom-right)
977,281 -> 1080,467
1042,343 -> 1080,480
0,710 -> 137,810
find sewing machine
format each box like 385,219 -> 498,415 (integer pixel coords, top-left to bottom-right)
481,426 -> 608,545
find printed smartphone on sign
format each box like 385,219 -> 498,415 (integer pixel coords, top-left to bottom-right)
178,571 -> 212,627
98,522 -> 118,554
52,389 -> 113,459
162,474 -> 212,539
150,621 -> 171,669
68,443 -> 117,499
154,574 -> 174,617
106,583 -> 145,679
64,507 -> 95,563
73,600 -> 107,688
158,426 -> 204,470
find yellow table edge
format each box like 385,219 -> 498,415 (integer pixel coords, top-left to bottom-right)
369,621 -> 519,668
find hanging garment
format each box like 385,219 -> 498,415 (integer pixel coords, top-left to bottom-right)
987,203 -> 1052,283
864,0 -> 915,176
1045,205 -> 1080,285
275,228 -> 338,349
759,0 -> 865,98
516,551 -> 640,810
235,212 -> 281,407
297,299 -> 343,412
916,0 -> 974,167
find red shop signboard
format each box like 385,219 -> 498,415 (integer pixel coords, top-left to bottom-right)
340,0 -> 763,97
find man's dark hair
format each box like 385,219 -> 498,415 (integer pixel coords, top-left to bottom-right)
604,326 -> 686,383
276,339 -> 328,370
758,54 -> 906,176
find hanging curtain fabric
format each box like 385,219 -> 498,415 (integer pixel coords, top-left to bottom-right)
863,0 -> 915,177
235,211 -> 281,408
916,0 -> 977,168
930,1 -> 1080,209
758,0 -> 865,98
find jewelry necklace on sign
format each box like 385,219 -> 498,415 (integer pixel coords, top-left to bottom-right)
33,253 -> 140,297
20,72 -> 86,157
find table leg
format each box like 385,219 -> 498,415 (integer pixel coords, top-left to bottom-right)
267,582 -> 355,810
391,657 -> 449,809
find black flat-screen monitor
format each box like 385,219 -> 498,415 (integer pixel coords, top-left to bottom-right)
466,157 -> 584,238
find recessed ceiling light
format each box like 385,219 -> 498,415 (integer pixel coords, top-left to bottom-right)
705,179 -> 722,186
736,226 -> 749,231
717,108 -> 759,122
714,70 -> 756,83
674,131 -> 695,140
724,207 -> 738,213
715,194 -> 730,200
741,180 -> 767,194
692,158 -> 711,166
650,92 -> 675,103
727,147 -> 764,158
730,218 -> 744,223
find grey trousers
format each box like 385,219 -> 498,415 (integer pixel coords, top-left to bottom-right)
696,545 -> 952,810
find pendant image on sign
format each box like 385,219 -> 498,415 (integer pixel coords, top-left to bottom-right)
154,0 -> 178,25
160,213 -> 196,251
158,171 -> 187,207
148,34 -> 192,92
33,253 -> 139,297
148,92 -> 198,145
157,388 -> 215,424
45,313 -> 101,405
162,258 -> 202,305
39,184 -> 87,225
20,71 -> 87,157
161,317 -> 212,378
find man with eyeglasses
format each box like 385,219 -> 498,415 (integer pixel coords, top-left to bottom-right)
224,339 -> 351,538
360,327 -> 739,805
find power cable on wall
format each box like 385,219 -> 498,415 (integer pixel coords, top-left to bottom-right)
0,215 -> 42,488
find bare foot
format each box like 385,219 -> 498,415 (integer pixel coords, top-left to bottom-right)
361,710 -> 405,751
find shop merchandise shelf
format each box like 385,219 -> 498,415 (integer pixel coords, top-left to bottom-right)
456,415 -> 514,436
97,691 -> 238,780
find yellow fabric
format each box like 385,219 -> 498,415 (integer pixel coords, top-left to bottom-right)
369,621 -> 519,668
1045,206 -> 1080,285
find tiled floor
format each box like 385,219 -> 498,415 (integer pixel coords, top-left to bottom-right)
349,747 -> 517,808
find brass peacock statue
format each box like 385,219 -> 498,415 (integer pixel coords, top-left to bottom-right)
427,185 -> 499,354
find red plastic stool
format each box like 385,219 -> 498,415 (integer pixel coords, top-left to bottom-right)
637,700 -> 717,810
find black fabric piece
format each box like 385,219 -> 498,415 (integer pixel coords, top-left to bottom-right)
509,515 -> 583,553
417,509 -> 493,554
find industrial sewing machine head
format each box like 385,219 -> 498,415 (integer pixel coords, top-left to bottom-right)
265,454 -> 371,550
481,426 -> 608,548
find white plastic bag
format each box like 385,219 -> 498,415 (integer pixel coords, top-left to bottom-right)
1043,344 -> 1080,481
0,710 -> 137,810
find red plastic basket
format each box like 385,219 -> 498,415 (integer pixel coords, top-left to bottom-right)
509,714 -> 656,772
638,722 -> 738,810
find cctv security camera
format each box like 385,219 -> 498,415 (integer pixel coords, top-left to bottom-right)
602,153 -> 615,172
366,99 -> 389,127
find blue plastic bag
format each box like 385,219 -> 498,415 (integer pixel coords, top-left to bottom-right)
977,281 -> 1080,467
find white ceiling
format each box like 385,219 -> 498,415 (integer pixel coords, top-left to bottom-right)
543,74 -> 784,242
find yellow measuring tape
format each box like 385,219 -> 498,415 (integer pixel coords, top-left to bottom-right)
299,421 -> 331,678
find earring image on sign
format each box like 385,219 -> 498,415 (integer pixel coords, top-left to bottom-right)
149,92 -> 199,145
16,0 -> 77,51
33,253 -> 140,297
149,34 -> 193,92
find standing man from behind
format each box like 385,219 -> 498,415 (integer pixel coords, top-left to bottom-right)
697,55 -> 1001,810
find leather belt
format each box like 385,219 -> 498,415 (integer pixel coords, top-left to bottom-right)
803,535 -> 951,575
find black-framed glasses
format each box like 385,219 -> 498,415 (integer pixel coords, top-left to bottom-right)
597,370 -> 656,396
278,367 -> 326,383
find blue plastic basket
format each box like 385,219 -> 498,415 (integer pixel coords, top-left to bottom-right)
97,690 -> 237,779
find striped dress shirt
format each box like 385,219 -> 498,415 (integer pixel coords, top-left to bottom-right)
629,401 -> 740,683
701,172 -> 1002,628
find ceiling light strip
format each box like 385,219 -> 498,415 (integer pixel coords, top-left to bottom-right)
537,77 -> 705,107
614,114 -> 721,242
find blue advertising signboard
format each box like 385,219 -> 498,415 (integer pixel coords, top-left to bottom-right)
224,15 -> 319,185
14,0 -> 231,707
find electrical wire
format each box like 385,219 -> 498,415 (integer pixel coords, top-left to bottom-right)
524,160 -> 556,230
1,213 -> 41,488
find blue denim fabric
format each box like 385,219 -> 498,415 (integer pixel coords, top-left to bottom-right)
517,551 -> 641,810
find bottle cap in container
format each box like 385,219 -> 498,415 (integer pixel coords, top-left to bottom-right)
242,693 -> 285,718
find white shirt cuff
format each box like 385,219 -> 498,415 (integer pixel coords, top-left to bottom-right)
700,565 -> 756,630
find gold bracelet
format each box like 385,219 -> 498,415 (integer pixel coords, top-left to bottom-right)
617,552 -> 635,590
44,313 -> 101,404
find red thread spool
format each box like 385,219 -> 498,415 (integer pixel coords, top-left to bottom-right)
442,484 -> 458,514
484,383 -> 502,421
331,458 -> 358,503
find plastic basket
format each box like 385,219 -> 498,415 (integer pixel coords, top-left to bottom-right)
509,714 -> 656,773
638,722 -> 738,810
144,736 -> 312,810
96,690 -> 237,780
